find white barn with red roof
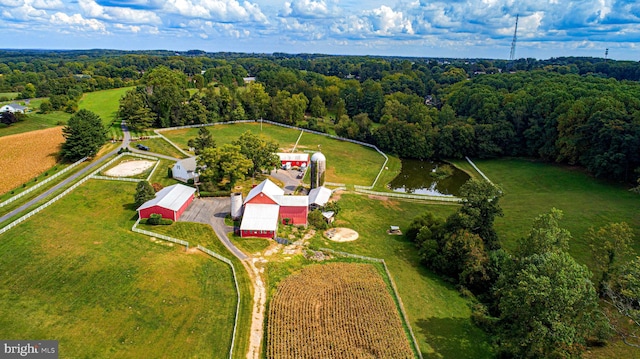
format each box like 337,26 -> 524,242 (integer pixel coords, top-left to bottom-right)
137,184 -> 196,221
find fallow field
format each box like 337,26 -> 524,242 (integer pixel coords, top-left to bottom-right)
0,126 -> 63,195
267,262 -> 415,359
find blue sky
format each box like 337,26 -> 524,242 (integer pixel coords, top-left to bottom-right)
2,0 -> 640,60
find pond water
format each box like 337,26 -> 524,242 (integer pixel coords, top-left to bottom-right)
388,159 -> 470,197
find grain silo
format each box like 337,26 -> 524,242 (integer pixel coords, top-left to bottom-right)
230,192 -> 243,220
310,152 -> 326,189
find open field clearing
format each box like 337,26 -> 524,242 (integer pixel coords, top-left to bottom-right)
462,158 -> 640,267
0,180 -> 243,358
0,127 -> 63,195
0,111 -> 69,137
267,262 -> 415,359
135,137 -> 189,159
0,92 -> 19,100
163,122 -> 388,186
306,194 -> 493,358
163,122 -> 300,153
78,87 -> 132,127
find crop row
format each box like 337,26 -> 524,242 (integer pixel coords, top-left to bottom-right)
267,262 -> 414,359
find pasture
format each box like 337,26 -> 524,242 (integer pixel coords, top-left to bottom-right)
0,127 -> 64,195
459,158 -> 640,267
134,137 -> 189,159
0,180 -> 245,358
308,193 -> 493,358
163,123 -> 388,186
266,262 -> 415,359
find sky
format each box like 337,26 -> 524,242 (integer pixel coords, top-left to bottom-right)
1,0 -> 640,60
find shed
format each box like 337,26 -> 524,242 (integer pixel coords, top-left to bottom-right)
137,184 -> 196,221
308,186 -> 332,209
275,195 -> 308,225
172,157 -> 198,183
240,204 -> 279,238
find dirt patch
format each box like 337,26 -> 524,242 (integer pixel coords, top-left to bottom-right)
368,194 -> 389,201
105,160 -> 155,177
325,227 -> 359,242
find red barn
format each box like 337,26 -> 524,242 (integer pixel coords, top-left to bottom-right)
240,179 -> 308,238
277,153 -> 310,168
137,184 -> 196,221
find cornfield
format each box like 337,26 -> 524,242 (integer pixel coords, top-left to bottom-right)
0,127 -> 64,195
267,262 -> 415,359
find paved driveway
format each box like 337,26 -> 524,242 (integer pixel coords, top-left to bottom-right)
180,197 -> 247,260
269,168 -> 303,194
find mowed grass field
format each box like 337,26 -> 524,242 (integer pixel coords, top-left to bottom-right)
309,194 -> 493,358
267,262 -> 415,359
462,158 -> 640,267
163,123 -> 387,186
134,137 -> 189,159
78,87 -> 133,127
0,180 -> 243,358
0,127 -> 64,195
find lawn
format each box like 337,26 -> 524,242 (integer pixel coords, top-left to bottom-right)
78,87 -> 133,127
464,158 -> 640,267
0,111 -> 69,137
308,193 -> 493,359
0,92 -> 19,100
0,180 -> 246,358
134,137 -> 189,159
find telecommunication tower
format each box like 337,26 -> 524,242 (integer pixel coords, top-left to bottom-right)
509,15 -> 519,61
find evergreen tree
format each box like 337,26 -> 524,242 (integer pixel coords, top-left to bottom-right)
134,181 -> 156,207
60,109 -> 107,161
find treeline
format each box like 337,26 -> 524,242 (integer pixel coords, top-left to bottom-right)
2,49 -> 639,183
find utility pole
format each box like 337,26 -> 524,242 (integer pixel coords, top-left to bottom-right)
509,14 -> 519,62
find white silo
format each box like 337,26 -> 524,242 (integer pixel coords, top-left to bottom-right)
310,152 -> 326,189
230,192 -> 243,220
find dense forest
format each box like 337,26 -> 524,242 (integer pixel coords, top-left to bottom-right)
1,49 -> 639,185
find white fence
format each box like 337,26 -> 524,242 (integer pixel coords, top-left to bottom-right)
353,187 -> 461,203
0,157 -> 87,208
92,176 -> 141,183
197,245 -> 241,359
465,156 -> 494,185
131,218 -> 189,248
319,248 -> 424,359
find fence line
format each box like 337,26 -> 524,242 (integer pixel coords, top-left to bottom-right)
465,156 -> 494,185
0,156 -> 87,208
196,245 -> 241,359
353,187 -> 461,203
325,181 -> 346,187
146,159 -> 162,182
155,132 -> 192,158
91,176 -> 141,183
131,218 -> 189,248
318,248 -> 423,359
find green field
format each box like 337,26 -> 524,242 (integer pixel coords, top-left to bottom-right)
0,111 -> 69,137
163,123 -> 388,186
0,92 -> 19,100
0,180 -> 246,358
308,194 -> 493,358
135,137 -> 189,159
78,87 -> 133,139
461,158 -> 640,267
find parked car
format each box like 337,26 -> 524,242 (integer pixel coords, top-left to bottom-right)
136,144 -> 149,151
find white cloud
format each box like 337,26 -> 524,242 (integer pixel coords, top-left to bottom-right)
281,0 -> 333,18
365,5 -> 413,35
2,2 -> 47,21
32,0 -> 63,9
162,0 -> 268,23
50,12 -> 107,32
78,0 -> 161,24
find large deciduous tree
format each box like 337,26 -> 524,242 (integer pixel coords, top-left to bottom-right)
143,66 -> 188,128
60,109 -> 107,161
187,126 -> 216,155
232,130 -> 279,176
118,87 -> 153,131
197,144 -> 252,190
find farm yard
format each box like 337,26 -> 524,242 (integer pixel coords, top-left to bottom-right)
266,262 -> 415,359
0,127 -> 64,195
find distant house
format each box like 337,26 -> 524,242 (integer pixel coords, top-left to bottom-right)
308,186 -> 332,210
277,152 -> 310,168
172,157 -> 198,183
243,77 -> 256,83
0,103 -> 26,113
137,184 -> 196,221
240,179 -> 309,238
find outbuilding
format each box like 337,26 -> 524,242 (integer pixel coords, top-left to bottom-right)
308,186 -> 332,210
0,103 -> 26,113
277,152 -> 310,168
240,204 -> 279,238
137,184 -> 196,221
172,157 -> 198,183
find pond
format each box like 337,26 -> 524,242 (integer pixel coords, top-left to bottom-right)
388,159 -> 470,197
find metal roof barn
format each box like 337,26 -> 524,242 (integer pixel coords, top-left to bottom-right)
137,184 -> 196,221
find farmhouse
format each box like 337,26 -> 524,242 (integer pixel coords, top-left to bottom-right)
277,152 -> 309,168
0,103 -> 26,113
172,157 -> 198,183
240,179 -> 309,238
137,183 -> 196,221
